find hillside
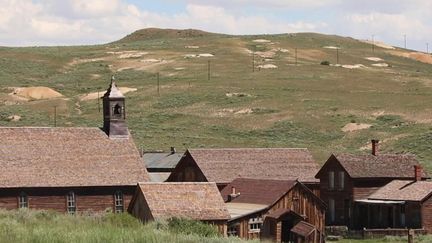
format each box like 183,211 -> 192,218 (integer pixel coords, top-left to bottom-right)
1,28 -> 432,171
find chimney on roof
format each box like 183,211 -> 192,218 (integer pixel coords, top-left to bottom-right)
227,186 -> 240,202
170,147 -> 176,154
414,165 -> 422,181
371,139 -> 379,156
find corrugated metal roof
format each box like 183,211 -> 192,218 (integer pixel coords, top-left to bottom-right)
143,152 -> 182,170
148,172 -> 171,182
225,203 -> 267,220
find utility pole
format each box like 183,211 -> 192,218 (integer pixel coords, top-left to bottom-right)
207,60 -> 211,81
427,43 -> 429,54
97,91 -> 100,113
54,106 -> 57,127
372,34 -> 375,53
336,47 -> 339,64
295,48 -> 298,66
252,51 -> 255,72
404,34 -> 407,49
157,72 -> 160,96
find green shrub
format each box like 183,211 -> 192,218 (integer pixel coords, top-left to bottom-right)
167,217 -> 219,237
320,60 -> 330,65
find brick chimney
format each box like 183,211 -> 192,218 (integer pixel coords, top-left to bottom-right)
414,165 -> 422,181
227,186 -> 240,202
371,139 -> 379,156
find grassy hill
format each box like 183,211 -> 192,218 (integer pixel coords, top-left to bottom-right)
1,28 -> 432,171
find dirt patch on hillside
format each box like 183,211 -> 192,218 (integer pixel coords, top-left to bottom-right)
80,87 -> 137,101
68,57 -> 106,66
365,57 -> 384,62
253,39 -> 271,43
9,87 -> 63,101
387,51 -> 432,64
297,49 -> 327,61
361,40 -> 395,49
342,123 -> 371,132
258,64 -> 278,69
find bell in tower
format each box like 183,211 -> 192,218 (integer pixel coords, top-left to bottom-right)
103,76 -> 129,138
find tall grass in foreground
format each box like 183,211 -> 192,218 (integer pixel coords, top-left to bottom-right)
0,209 -> 249,243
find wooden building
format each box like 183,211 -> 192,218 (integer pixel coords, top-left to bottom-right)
315,140 -> 429,228
166,148 -> 320,194
128,182 -> 230,236
142,147 -> 182,182
0,78 -> 149,213
220,178 -> 326,242
354,176 -> 432,233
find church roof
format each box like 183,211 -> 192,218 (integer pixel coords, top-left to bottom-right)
0,127 -> 149,188
104,80 -> 124,98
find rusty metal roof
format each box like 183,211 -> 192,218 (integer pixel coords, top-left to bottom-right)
221,178 -> 297,205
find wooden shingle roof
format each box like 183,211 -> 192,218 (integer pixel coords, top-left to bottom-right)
0,127 -> 149,188
291,221 -> 316,237
220,178 -> 297,205
137,182 -> 230,221
368,180 -> 432,202
318,153 -> 428,179
188,148 -> 319,183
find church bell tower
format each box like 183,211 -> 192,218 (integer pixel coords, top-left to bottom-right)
103,76 -> 128,138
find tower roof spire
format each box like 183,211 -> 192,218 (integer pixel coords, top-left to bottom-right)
104,75 -> 124,98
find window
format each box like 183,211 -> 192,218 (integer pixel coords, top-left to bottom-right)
339,171 -> 345,190
18,193 -> 28,208
227,224 -> 239,236
67,191 -> 76,214
112,104 -> 123,117
248,217 -> 263,232
329,198 -> 335,223
328,171 -> 335,190
114,191 -> 124,213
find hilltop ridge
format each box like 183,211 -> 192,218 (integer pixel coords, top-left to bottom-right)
116,28 -> 221,43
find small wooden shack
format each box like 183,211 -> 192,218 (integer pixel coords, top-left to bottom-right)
315,140 -> 429,228
220,178 -> 326,242
166,148 -> 320,194
128,182 -> 230,236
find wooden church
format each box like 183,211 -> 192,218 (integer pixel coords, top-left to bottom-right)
0,77 -> 149,213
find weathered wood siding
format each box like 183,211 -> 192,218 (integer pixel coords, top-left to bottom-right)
317,157 -> 353,226
422,195 -> 432,233
229,183 -> 325,242
270,184 -> 325,234
0,186 -> 134,213
166,152 -> 207,183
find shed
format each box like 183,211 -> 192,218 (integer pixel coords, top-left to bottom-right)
128,182 -> 230,236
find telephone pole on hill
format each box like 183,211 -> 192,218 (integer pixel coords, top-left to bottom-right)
404,34 -> 407,49
372,34 -> 375,53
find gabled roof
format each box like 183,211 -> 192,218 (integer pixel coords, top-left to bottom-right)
220,178 -> 297,205
0,127 -> 149,188
187,148 -> 320,183
291,221 -> 316,237
316,153 -> 429,179
143,152 -> 182,170
368,180 -> 432,202
135,182 -> 230,221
